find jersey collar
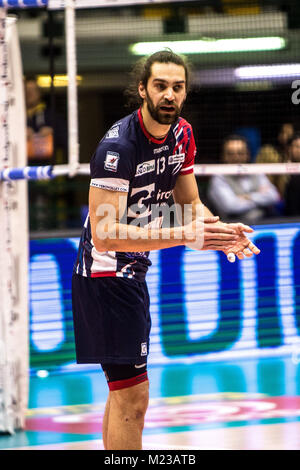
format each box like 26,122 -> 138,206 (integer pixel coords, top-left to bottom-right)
137,108 -> 171,144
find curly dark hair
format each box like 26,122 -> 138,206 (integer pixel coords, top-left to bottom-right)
124,49 -> 191,109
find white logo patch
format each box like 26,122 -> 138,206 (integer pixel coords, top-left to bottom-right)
105,126 -> 119,139
104,151 -> 120,172
135,160 -> 155,176
141,343 -> 147,356
168,153 -> 185,165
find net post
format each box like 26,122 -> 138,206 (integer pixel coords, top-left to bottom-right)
0,6 -> 15,435
0,9 -> 29,435
65,0 -> 80,177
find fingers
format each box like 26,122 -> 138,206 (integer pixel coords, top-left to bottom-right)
203,244 -> 233,251
236,223 -> 254,233
205,225 -> 237,235
243,248 -> 253,257
224,240 -> 261,260
187,217 -> 261,258
203,222 -> 239,245
228,223 -> 254,233
248,241 -> 260,254
238,248 -> 253,259
203,216 -> 219,224
205,233 -> 239,243
237,247 -> 255,258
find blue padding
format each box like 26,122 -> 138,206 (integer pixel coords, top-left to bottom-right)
0,0 -> 47,8
0,166 -> 53,181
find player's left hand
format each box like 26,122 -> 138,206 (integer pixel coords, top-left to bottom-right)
222,222 -> 260,260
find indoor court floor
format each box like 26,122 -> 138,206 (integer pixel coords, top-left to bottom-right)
1,356 -> 300,450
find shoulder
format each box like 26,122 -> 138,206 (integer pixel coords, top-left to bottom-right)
173,117 -> 193,135
172,118 -> 195,155
100,112 -> 137,146
93,114 -> 137,160
90,115 -> 138,177
177,117 -> 192,128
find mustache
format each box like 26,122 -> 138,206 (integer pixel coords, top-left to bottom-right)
159,101 -> 179,109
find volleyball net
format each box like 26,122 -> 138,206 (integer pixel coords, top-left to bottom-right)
1,0 -> 300,180
2,0 -> 300,181
1,0 -> 300,434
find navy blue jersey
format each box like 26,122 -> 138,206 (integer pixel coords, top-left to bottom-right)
74,109 -> 196,281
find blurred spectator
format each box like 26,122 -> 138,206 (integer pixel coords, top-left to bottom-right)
25,77 -> 69,230
234,126 -> 261,162
207,135 -> 281,223
255,122 -> 295,199
277,122 -> 294,162
284,132 -> 300,216
25,77 -> 67,164
255,145 -> 289,199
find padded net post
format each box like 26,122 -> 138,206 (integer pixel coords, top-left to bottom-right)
0,10 -> 29,434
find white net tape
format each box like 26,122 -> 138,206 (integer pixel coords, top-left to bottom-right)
48,0 -> 185,9
194,162 -> 300,176
73,162 -> 300,177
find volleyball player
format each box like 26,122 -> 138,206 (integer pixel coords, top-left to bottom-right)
72,50 -> 260,450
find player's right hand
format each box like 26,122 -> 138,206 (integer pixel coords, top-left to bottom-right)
184,217 -> 238,251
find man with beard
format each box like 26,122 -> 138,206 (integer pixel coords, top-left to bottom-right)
71,50 -> 260,450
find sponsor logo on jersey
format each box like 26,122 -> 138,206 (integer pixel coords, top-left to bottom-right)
135,159 -> 155,176
105,126 -> 119,139
104,151 -> 120,172
128,183 -> 155,219
153,145 -> 169,154
157,189 -> 172,201
168,153 -> 185,165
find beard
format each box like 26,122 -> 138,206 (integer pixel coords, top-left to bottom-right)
145,90 -> 182,125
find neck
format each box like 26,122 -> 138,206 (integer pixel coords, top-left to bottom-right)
140,103 -> 171,139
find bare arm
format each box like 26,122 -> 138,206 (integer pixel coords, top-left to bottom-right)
89,184 -> 237,252
89,186 -> 189,252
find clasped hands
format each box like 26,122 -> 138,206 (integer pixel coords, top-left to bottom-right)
184,216 -> 260,260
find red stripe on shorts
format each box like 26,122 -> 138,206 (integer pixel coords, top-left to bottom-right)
108,372 -> 148,391
91,272 -> 117,278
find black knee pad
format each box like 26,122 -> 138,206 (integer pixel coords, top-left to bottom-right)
100,362 -> 148,391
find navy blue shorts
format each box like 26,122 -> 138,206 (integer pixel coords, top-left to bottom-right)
71,274 -> 151,364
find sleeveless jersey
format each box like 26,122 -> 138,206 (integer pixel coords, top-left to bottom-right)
74,109 -> 196,281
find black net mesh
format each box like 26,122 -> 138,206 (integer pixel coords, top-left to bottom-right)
15,0 -> 300,230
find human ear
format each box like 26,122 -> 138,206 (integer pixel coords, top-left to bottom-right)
138,82 -> 146,100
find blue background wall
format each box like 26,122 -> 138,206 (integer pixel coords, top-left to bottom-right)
29,223 -> 300,372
